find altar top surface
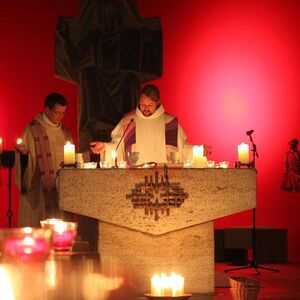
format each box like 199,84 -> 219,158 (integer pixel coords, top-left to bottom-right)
58,168 -> 256,235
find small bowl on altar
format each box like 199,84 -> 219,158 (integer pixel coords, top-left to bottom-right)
83,162 -> 98,169
40,219 -> 77,253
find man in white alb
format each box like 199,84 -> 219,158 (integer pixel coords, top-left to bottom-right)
90,84 -> 201,165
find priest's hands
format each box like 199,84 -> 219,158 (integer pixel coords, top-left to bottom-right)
204,145 -> 212,156
89,141 -> 106,154
15,143 -> 28,155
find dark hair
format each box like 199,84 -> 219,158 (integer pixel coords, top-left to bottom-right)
44,93 -> 67,109
289,138 -> 299,147
140,84 -> 160,102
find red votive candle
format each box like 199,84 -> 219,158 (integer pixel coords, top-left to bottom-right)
0,227 -> 52,263
40,219 -> 77,252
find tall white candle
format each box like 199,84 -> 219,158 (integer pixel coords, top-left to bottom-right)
64,142 -> 75,165
193,145 -> 207,168
238,143 -> 250,163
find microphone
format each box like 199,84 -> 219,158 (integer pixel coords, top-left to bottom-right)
246,129 -> 254,136
114,118 -> 134,167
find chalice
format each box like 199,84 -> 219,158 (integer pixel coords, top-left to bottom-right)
127,152 -> 139,167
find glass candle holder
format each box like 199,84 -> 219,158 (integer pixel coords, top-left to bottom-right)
0,227 -> 52,263
183,160 -> 192,168
40,219 -> 77,253
207,160 -> 215,168
117,161 -> 127,168
219,161 -> 229,168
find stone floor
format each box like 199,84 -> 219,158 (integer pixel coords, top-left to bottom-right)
134,262 -> 300,300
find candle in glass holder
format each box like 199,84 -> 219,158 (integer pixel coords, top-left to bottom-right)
117,161 -> 127,168
0,227 -> 52,263
64,141 -> 75,165
40,219 -> 77,252
207,160 -> 215,168
111,150 -> 117,167
238,143 -> 249,163
150,272 -> 185,296
219,161 -> 229,168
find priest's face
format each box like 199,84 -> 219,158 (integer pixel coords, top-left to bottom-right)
45,103 -> 67,125
139,95 -> 160,117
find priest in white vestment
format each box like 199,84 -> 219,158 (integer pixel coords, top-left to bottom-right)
15,93 -> 72,227
90,85 -> 198,166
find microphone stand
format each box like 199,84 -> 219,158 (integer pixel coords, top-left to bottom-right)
225,132 -> 279,274
0,150 -> 15,227
113,119 -> 134,168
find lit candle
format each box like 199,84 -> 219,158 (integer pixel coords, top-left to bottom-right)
150,273 -> 185,296
16,138 -> 23,145
40,219 -> 77,252
0,137 -> 3,152
64,141 -> 75,165
193,145 -> 208,168
111,150 -> 117,167
2,227 -> 51,263
117,161 -> 127,168
111,150 -> 117,159
219,161 -> 229,168
238,143 -> 249,163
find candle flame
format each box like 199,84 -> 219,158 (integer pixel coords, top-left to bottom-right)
151,272 -> 184,296
16,138 -> 22,145
111,150 -> 117,159
54,221 -> 67,234
193,145 -> 204,156
23,227 -> 33,234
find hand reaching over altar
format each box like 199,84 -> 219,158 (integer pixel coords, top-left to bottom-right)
15,143 -> 28,155
90,141 -> 106,154
204,145 -> 213,156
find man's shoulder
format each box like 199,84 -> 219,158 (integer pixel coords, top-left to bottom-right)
164,112 -> 177,122
122,110 -> 136,123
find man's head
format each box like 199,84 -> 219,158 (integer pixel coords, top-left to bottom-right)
139,85 -> 160,117
289,138 -> 299,150
44,93 -> 68,125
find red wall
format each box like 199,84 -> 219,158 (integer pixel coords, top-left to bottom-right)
0,0 -> 299,261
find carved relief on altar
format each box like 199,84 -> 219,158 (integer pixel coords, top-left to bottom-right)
126,167 -> 188,220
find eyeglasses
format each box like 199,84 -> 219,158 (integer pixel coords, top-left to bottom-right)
139,103 -> 158,110
51,109 -> 66,117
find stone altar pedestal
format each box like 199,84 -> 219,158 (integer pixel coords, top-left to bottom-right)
58,168 -> 256,294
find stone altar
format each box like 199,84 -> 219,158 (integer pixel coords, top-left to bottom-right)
58,167 -> 256,294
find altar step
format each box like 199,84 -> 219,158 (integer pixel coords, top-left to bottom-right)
72,236 -> 90,252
